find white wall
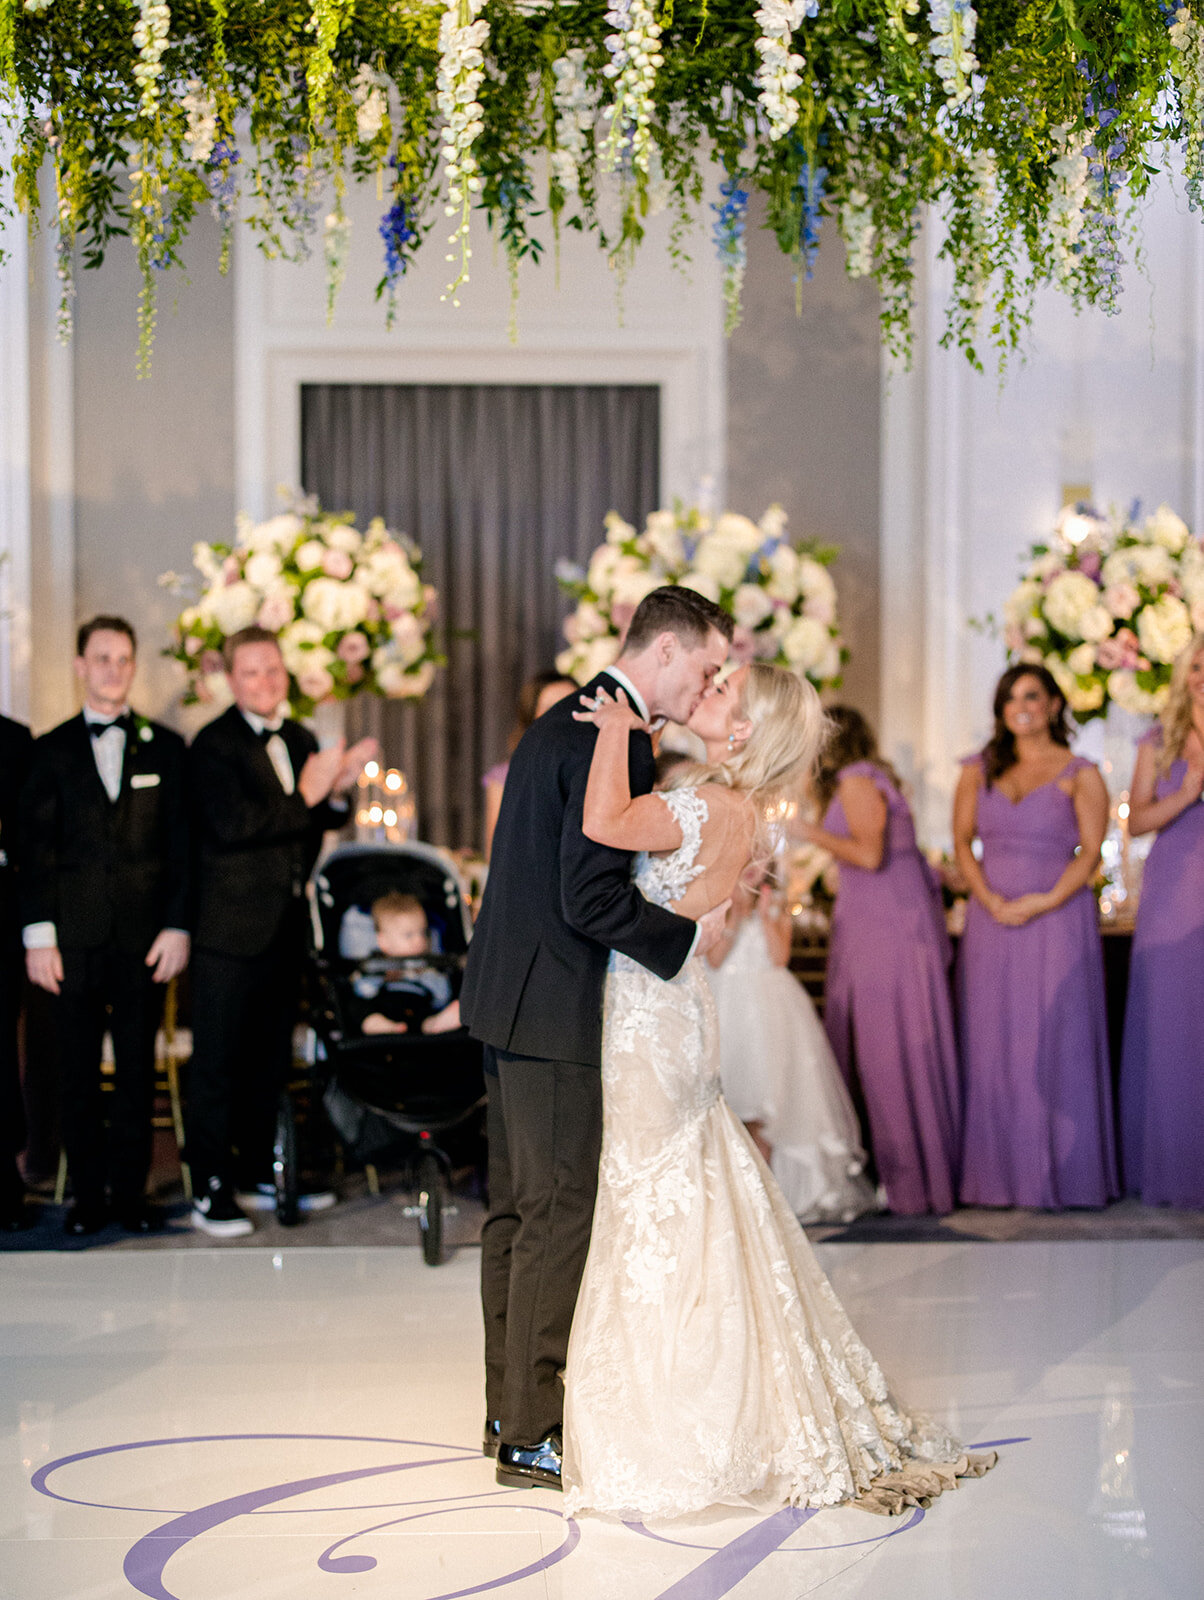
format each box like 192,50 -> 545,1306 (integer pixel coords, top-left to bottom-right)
881,176 -> 1204,848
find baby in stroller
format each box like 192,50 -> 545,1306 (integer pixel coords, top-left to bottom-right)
350,891 -> 463,1037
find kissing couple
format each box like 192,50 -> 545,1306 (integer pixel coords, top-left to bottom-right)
460,585 -> 995,1520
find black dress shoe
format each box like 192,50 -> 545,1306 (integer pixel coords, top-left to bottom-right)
63,1201 -> 108,1237
116,1201 -> 164,1234
0,1193 -> 35,1232
482,1418 -> 501,1458
495,1431 -> 562,1490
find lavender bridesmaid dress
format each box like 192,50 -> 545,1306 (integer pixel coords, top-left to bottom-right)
822,762 -> 961,1214
1120,733 -> 1204,1207
956,754 -> 1117,1209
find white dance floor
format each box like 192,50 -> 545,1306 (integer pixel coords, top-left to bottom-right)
1,1239 -> 1199,1600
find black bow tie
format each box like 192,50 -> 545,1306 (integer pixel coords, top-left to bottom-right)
255,724 -> 284,744
89,714 -> 133,739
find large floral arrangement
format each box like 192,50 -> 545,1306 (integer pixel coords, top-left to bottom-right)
162,497 -> 440,715
1001,502 -> 1204,721
2,3 -> 1203,370
556,504 -> 845,690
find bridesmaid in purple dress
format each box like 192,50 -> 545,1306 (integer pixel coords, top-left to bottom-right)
1121,634 -> 1204,1207
803,708 -> 960,1214
953,664 -> 1117,1209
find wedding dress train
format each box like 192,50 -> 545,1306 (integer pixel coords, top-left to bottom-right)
562,787 -> 994,1521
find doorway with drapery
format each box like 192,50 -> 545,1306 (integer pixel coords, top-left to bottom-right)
300,382 -> 660,848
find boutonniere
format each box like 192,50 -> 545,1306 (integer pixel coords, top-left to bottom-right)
134,715 -> 154,744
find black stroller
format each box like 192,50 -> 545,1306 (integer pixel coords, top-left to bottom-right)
301,841 -> 486,1263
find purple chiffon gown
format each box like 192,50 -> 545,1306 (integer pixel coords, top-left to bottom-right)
956,754 -> 1118,1209
822,762 -> 961,1214
1120,732 -> 1204,1207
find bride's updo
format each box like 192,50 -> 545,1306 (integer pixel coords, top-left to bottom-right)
668,663 -> 830,810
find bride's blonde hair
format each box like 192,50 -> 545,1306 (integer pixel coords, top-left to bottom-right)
1156,632 -> 1204,777
666,663 -> 830,815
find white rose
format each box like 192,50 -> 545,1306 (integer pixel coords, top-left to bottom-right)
1067,642 -> 1097,676
555,644 -> 585,682
244,512 -> 303,553
678,572 -> 721,604
1145,503 -> 1191,552
797,558 -> 837,607
1044,655 -> 1075,698
1027,552 -> 1064,582
711,513 -> 763,555
380,565 -> 423,612
1137,593 -> 1192,664
1103,582 -> 1140,619
324,524 -> 363,555
302,576 -> 369,632
612,568 -> 663,609
1107,668 -> 1166,716
1004,580 -> 1042,629
295,539 -> 326,573
733,584 -> 774,630
692,534 -> 748,592
193,542 -> 222,582
604,512 -> 638,548
813,641 -> 843,683
199,669 -> 235,709
205,581 -> 261,636
388,611 -> 427,667
587,544 -> 622,596
765,543 -> 800,603
781,616 -> 829,671
578,635 -> 622,679
296,665 -> 336,702
569,600 -> 607,642
1180,544 -> 1204,604
643,510 -> 685,570
758,503 -> 788,542
1079,605 -> 1113,643
1068,679 -> 1105,713
396,661 -> 436,698
244,551 -> 283,591
1043,570 -> 1101,639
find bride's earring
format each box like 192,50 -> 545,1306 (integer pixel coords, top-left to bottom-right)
727,733 -> 737,750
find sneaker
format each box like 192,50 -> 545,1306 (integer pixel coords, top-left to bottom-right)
235,1182 -> 337,1214
191,1177 -> 253,1238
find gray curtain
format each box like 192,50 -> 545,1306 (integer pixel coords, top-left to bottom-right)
300,383 -> 660,847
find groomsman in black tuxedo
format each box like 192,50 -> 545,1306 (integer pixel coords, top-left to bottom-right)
21,617 -> 190,1236
461,586 -> 734,1489
0,711 -> 34,1230
186,626 -> 377,1237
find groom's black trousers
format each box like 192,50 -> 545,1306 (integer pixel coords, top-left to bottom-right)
481,1048 -> 602,1447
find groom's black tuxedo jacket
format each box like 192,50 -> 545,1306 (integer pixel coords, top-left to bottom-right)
461,672 -> 696,1068
18,712 -> 189,955
189,706 -> 344,959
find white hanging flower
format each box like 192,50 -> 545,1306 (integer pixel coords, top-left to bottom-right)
551,48 -> 598,198
600,0 -> 664,175
437,0 -> 489,303
132,0 -> 171,121
753,0 -> 816,141
839,188 -> 876,277
181,80 -> 218,164
926,0 -> 979,108
1047,126 -> 1090,285
1170,7 -> 1204,210
22,0 -> 56,11
350,63 -> 390,143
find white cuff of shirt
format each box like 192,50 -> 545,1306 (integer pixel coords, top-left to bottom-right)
23,922 -> 57,950
685,922 -> 701,963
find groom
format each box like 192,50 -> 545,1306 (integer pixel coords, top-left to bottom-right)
461,585 -> 734,1489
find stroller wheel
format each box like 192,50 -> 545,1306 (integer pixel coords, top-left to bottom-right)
417,1151 -> 445,1266
273,1093 -> 300,1228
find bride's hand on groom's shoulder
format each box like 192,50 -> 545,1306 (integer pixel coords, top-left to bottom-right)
572,686 -> 650,735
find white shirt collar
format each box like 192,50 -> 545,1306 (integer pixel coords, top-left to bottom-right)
241,708 -> 285,736
602,666 -> 651,724
83,705 -> 130,727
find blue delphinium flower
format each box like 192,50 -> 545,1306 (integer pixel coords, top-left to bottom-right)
795,161 -> 826,281
711,173 -> 749,332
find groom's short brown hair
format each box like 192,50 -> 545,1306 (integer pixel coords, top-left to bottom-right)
623,586 -> 734,655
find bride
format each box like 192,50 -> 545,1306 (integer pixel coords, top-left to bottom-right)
562,664 -> 994,1521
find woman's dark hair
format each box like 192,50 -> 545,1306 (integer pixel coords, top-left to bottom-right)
811,705 -> 900,812
983,664 -> 1070,784
508,670 -> 577,753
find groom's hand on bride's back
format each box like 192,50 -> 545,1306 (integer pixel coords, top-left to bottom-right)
694,899 -> 732,959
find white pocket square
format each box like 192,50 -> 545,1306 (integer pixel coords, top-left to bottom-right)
130,773 -> 161,789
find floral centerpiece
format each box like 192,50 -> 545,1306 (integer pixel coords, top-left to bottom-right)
1001,501 -> 1204,720
556,504 -> 845,690
162,496 -> 440,716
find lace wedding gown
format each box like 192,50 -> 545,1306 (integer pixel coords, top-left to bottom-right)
562,787 -> 994,1522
